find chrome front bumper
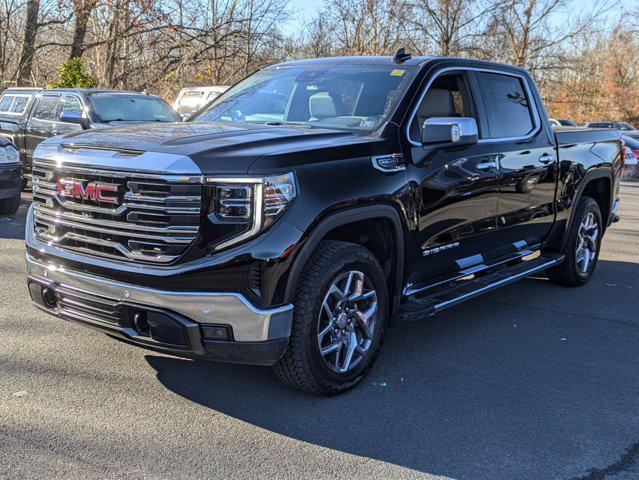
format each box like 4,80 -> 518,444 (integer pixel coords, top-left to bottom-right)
26,253 -> 293,343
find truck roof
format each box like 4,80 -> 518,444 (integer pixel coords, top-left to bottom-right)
274,56 -> 432,67
2,87 -> 157,96
46,88 -> 157,96
1,87 -> 41,94
273,55 -> 531,75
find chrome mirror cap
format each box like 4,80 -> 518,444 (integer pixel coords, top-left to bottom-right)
422,117 -> 479,146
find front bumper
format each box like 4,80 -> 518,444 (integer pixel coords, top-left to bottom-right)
25,253 -> 293,365
0,162 -> 21,199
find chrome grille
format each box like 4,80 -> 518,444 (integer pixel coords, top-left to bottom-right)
32,159 -> 202,264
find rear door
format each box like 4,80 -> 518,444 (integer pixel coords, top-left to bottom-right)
25,93 -> 62,169
403,69 -> 500,288
475,70 -> 557,257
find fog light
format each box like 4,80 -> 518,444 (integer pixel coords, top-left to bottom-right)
41,287 -> 58,309
132,312 -> 150,336
201,325 -> 231,341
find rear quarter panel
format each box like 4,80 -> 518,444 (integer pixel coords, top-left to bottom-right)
545,128 -> 622,249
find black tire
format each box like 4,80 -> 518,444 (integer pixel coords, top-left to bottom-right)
0,192 -> 20,215
546,196 -> 602,287
273,240 -> 389,395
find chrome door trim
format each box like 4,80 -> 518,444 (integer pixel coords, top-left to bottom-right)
405,66 -> 542,147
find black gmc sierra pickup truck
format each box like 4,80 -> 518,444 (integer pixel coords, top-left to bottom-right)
25,55 -> 622,395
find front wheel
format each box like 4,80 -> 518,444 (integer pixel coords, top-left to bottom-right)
273,240 -> 389,395
547,196 -> 602,286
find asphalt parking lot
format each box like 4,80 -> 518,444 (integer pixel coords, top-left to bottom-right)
1,184 -> 638,480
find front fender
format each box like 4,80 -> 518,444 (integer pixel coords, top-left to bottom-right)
282,203 -> 408,318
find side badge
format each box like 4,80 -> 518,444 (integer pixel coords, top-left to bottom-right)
372,153 -> 406,173
423,242 -> 460,257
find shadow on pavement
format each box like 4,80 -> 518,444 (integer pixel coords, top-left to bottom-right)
145,260 -> 639,480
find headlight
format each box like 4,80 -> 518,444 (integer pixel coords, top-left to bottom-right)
0,144 -> 19,164
207,172 -> 296,250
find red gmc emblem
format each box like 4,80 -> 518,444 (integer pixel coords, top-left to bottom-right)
57,179 -> 119,205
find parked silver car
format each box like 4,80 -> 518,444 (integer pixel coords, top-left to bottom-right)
586,121 -> 639,139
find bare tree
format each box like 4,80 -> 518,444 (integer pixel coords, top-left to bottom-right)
406,0 -> 504,57
69,0 -> 98,59
0,0 -> 24,84
493,0 -> 614,71
317,0 -> 406,56
3,0 -> 637,129
16,0 -> 40,85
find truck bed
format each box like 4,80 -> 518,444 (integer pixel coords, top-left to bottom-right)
554,127 -> 621,147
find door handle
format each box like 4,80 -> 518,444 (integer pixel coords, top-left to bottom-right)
538,153 -> 555,165
476,160 -> 496,171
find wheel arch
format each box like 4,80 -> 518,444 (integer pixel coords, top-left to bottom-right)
561,167 -> 613,250
284,204 -> 407,321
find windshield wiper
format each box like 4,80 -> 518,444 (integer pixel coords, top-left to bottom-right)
262,121 -> 313,128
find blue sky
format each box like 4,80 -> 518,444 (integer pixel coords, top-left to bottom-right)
290,0 -> 323,18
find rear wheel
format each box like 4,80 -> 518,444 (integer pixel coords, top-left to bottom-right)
273,240 -> 389,395
0,192 -> 20,215
547,196 -> 602,286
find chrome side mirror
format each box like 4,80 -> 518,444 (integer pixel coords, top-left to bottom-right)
422,117 -> 478,147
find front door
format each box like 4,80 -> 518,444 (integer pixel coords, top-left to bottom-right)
403,71 -> 500,289
474,71 -> 557,257
56,94 -> 86,136
25,94 -> 62,170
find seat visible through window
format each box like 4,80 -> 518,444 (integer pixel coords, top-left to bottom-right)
410,73 -> 475,143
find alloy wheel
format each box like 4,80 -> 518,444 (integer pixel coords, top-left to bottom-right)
316,270 -> 378,374
576,212 -> 599,275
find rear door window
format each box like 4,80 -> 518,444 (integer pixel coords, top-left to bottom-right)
476,72 -> 536,139
32,95 -> 61,121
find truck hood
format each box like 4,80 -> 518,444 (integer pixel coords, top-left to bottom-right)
44,121 -> 379,174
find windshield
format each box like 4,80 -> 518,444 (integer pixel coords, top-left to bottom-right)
619,122 -> 636,130
194,64 -> 417,132
90,94 -> 180,122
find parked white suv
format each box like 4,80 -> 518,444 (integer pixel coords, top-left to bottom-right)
172,86 -> 229,119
